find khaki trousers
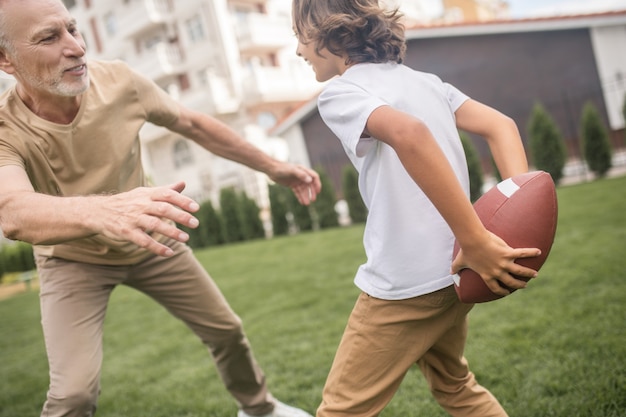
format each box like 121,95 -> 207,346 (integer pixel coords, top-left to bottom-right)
317,286 -> 507,417
36,241 -> 274,417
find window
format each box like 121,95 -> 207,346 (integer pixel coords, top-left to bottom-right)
173,139 -> 194,169
257,112 -> 277,129
186,15 -> 206,44
104,11 -> 117,37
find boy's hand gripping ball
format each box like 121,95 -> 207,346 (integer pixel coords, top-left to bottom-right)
453,171 -> 558,303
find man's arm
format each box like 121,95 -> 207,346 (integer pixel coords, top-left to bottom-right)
0,165 -> 200,257
169,105 -> 321,205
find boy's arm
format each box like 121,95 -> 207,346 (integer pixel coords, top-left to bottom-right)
455,99 -> 528,179
365,105 -> 539,296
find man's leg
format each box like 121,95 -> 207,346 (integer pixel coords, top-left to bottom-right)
37,256 -> 120,417
127,241 -> 274,416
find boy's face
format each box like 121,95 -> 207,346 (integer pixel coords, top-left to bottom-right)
295,36 -> 348,82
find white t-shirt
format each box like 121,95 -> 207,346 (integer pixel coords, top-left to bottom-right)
318,62 -> 470,300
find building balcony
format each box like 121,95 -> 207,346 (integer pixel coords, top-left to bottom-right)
180,74 -> 241,115
228,0 -> 269,5
241,61 -> 323,104
125,42 -> 185,82
235,13 -> 294,55
117,0 -> 175,39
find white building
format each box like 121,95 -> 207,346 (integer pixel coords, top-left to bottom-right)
59,0 -> 322,212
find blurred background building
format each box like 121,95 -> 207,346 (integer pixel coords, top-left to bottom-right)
0,0 -> 624,233
0,0 -> 518,228
54,0 -> 324,213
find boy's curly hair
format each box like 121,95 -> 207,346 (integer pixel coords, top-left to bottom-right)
293,0 -> 406,65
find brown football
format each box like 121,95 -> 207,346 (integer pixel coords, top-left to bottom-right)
453,171 -> 558,303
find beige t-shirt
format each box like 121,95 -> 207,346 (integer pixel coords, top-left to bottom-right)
0,60 -> 180,265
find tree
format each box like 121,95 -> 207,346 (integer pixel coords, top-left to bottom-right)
199,200 -> 225,247
490,157 -> 502,183
527,103 -> 567,185
287,188 -> 314,232
220,187 -> 244,243
459,132 -> 484,202
581,101 -> 612,178
180,223 -> 203,249
268,184 -> 290,236
623,92 -> 626,145
341,165 -> 367,223
0,249 -> 4,282
180,200 -> 224,249
0,242 -> 35,274
239,193 -> 265,240
312,167 -> 339,229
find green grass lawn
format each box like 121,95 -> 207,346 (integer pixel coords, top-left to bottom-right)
1,176 -> 625,417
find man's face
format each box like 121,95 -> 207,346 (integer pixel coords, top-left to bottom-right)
0,0 -> 89,98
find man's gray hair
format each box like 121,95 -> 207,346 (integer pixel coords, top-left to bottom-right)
0,0 -> 16,53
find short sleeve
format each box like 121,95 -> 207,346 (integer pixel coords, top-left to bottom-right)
0,123 -> 25,169
443,82 -> 470,112
318,79 -> 387,157
123,63 -> 181,128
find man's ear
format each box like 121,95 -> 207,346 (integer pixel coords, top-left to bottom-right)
0,49 -> 16,75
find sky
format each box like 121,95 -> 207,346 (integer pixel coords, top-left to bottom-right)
395,0 -> 626,19
505,0 -> 626,18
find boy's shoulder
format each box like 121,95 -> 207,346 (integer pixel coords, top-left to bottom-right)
339,62 -> 439,85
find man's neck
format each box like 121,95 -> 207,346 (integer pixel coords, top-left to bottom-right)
16,85 -> 81,125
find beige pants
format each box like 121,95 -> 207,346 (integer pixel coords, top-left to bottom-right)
36,241 -> 274,417
317,286 -> 508,417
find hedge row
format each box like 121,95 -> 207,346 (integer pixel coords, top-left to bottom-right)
0,241 -> 35,283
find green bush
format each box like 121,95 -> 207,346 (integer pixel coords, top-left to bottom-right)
490,157 -> 502,183
459,132 -> 484,202
0,256 -> 4,282
219,188 -> 244,243
527,103 -> 567,184
200,200 -> 225,247
341,165 -> 367,223
268,184 -> 290,236
286,187 -> 314,232
312,167 -> 339,229
623,93 -> 626,145
581,102 -> 613,178
239,193 -> 265,240
0,242 -> 35,278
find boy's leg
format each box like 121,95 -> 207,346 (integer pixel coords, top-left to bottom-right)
418,295 -> 508,417
127,241 -> 274,416
37,256 -> 120,417
317,287 -> 464,417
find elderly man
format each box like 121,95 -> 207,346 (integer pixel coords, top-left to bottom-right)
0,0 -> 320,416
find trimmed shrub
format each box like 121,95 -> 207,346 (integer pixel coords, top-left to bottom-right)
527,103 -> 567,185
459,133 -> 484,202
623,92 -> 626,145
490,157 -> 502,183
287,186 -> 314,232
199,200 -> 225,247
268,184 -> 290,236
312,167 -> 339,229
0,241 -> 35,276
581,102 -> 613,178
219,188 -> 244,243
239,193 -> 265,240
341,165 -> 367,223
